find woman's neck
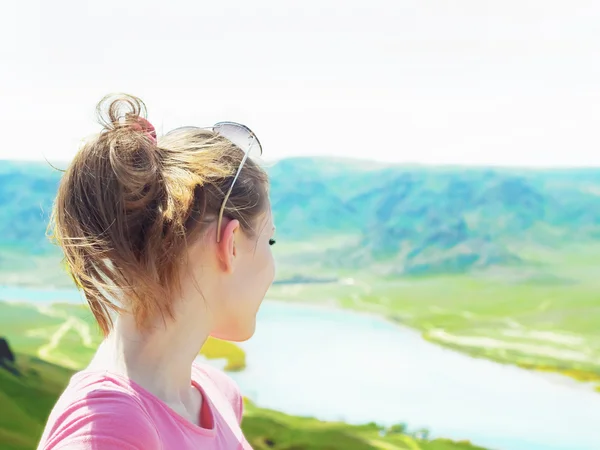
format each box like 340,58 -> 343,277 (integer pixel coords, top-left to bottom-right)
89,310 -> 210,404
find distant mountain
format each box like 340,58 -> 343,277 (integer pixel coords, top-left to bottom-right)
269,159 -> 600,274
2,158 -> 600,276
0,161 -> 61,254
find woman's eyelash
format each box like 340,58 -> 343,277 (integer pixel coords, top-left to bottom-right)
269,238 -> 276,246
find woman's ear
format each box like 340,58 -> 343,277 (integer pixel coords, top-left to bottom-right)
217,218 -> 240,274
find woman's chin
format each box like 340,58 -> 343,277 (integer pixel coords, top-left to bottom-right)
211,321 -> 256,342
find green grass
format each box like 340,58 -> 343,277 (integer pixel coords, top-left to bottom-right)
0,354 -> 73,450
0,302 -> 64,357
242,399 -> 486,450
0,354 -> 482,450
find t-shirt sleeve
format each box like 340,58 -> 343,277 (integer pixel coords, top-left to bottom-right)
193,362 -> 244,424
38,388 -> 160,450
234,387 -> 244,424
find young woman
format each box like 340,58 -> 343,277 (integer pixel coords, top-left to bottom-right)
37,94 -> 276,449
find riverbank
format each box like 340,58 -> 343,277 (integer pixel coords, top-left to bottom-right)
266,257 -> 600,391
247,296 -> 600,394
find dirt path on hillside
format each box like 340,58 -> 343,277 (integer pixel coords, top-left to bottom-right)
34,305 -> 94,369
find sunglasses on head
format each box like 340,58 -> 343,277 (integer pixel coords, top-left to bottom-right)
166,122 -> 263,243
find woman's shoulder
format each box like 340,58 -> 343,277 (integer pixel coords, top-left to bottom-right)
38,370 -> 160,450
192,362 -> 244,424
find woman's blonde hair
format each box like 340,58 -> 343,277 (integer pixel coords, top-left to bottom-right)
49,94 -> 269,336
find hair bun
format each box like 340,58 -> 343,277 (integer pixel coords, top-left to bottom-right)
92,93 -> 162,204
95,93 -> 152,135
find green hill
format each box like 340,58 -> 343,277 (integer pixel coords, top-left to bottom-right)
0,353 -> 72,450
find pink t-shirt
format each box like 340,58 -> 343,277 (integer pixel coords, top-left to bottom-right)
37,362 -> 253,449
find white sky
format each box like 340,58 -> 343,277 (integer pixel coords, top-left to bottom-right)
0,0 -> 599,167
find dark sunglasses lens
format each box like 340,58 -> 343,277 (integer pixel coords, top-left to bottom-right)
214,122 -> 263,156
